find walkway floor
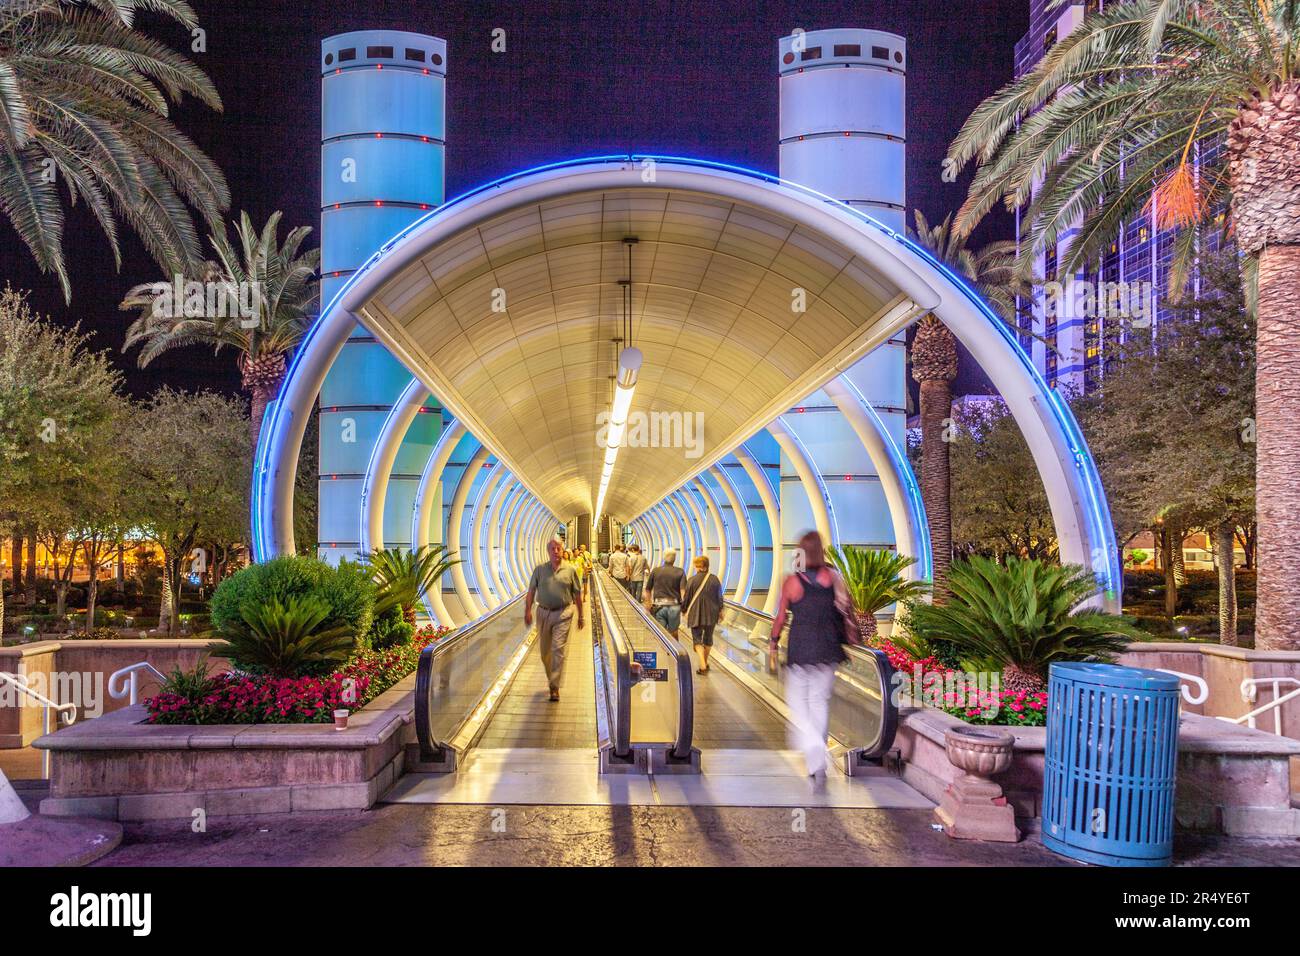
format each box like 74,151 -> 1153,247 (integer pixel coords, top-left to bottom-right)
88,804 -> 1300,867
474,611 -> 595,750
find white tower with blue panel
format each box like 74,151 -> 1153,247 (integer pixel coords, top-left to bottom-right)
777,29 -> 909,562
318,31 -> 447,562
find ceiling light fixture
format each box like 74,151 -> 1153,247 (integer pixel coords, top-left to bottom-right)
593,345 -> 641,522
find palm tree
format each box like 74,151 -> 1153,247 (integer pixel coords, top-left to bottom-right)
827,545 -> 930,642
362,545 -> 462,626
121,211 -> 320,455
908,210 -> 1026,603
944,0 -> 1300,649
904,555 -> 1145,693
0,0 -> 228,301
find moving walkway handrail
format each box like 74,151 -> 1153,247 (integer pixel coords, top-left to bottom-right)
721,598 -> 899,760
590,571 -> 632,759
595,567 -> 694,762
414,593 -> 527,763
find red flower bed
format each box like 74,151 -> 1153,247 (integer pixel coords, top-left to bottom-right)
145,625 -> 449,725
939,688 -> 1048,727
874,637 -> 1049,727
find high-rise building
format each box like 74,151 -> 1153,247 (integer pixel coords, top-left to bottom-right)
1013,0 -> 1227,395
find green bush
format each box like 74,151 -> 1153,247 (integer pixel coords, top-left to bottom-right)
217,594 -> 356,677
904,555 -> 1146,692
210,556 -> 375,674
211,555 -> 374,637
368,602 -> 414,650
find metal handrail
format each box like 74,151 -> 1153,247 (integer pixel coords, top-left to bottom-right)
1154,668 -> 1210,707
591,571 -> 632,759
1,671 -> 77,778
596,567 -> 694,762
108,661 -> 167,705
413,593 -> 526,764
1216,677 -> 1300,735
723,597 -> 900,761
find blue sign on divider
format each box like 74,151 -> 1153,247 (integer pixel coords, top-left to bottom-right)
633,651 -> 658,669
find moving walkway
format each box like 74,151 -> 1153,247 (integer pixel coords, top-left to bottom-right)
412,566 -> 897,777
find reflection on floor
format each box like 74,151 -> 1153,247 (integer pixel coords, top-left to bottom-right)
383,747 -> 932,810
474,608 -> 595,750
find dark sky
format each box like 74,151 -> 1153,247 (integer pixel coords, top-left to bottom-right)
1,0 -> 1028,399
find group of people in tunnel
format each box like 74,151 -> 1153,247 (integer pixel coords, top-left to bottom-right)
560,530 -> 861,790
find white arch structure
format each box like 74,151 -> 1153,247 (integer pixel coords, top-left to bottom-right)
253,156 -> 1119,612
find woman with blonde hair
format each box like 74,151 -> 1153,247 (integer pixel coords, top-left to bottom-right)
769,530 -> 861,790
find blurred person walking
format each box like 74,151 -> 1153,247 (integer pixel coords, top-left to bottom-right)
769,530 -> 860,790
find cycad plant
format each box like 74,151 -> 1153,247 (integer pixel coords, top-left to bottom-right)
0,0 -> 228,300
217,594 -> 357,678
944,0 -> 1300,649
121,211 -> 320,456
903,555 -> 1145,693
827,545 -> 930,642
362,544 -> 461,626
909,211 -> 1028,604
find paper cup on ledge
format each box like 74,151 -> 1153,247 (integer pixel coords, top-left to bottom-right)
333,709 -> 349,731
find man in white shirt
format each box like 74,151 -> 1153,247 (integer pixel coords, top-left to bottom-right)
608,543 -> 630,587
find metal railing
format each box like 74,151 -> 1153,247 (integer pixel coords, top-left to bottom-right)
0,671 -> 77,778
108,662 -> 167,706
1155,668 -> 1210,707
1217,677 -> 1300,735
413,594 -> 529,769
591,570 -> 632,760
594,567 -> 694,762
717,598 -> 900,768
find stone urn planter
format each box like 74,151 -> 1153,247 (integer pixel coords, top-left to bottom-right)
935,725 -> 1019,842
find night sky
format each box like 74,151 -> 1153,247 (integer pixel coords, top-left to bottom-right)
0,0 -> 1028,400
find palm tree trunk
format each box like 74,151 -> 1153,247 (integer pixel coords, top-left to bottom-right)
250,385 -> 272,462
159,569 -> 175,635
1254,244 -> 1300,650
919,377 -> 953,603
1215,519 -> 1238,647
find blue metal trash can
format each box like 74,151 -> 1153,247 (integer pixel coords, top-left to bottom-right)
1041,662 -> 1179,866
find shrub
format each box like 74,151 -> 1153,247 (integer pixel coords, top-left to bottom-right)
827,545 -> 929,641
210,555 -> 375,645
903,555 -> 1146,693
368,601 -> 414,650
147,624 -> 449,724
217,593 -> 358,678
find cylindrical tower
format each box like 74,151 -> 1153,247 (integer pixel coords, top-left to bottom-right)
317,31 -> 447,563
776,29 -> 911,573
778,28 -> 906,228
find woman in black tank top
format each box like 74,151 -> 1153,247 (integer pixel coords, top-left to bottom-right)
769,530 -> 857,787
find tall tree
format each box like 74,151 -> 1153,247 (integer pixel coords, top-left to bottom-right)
0,0 -> 228,300
0,287 -> 121,633
1076,253 -> 1254,642
125,389 -> 248,634
946,0 -> 1299,648
908,210 -> 1026,602
121,211 -> 320,456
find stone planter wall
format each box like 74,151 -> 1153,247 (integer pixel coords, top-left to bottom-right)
1118,642 -> 1300,739
896,707 -> 1300,838
0,639 -> 227,747
33,674 -> 418,821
